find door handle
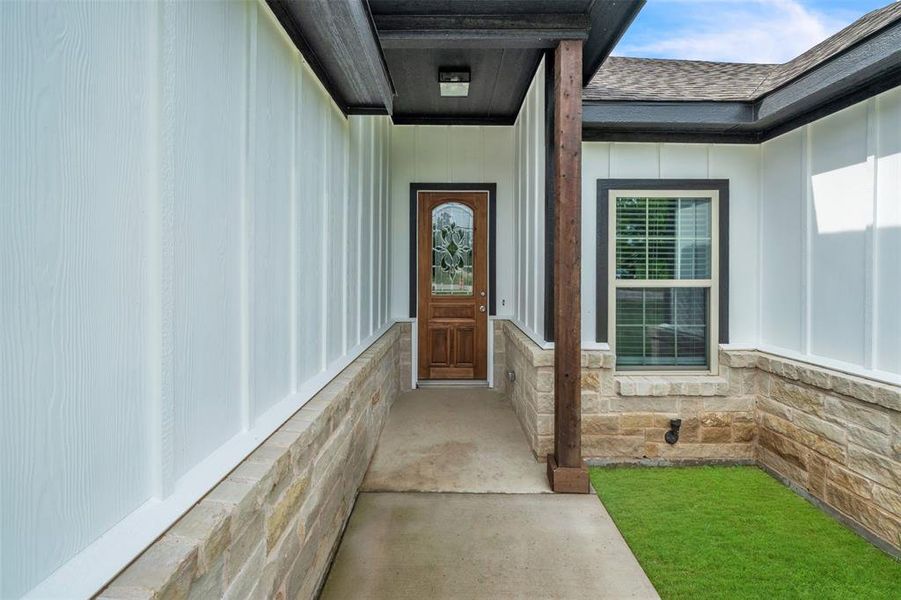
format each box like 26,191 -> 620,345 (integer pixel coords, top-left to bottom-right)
479,305 -> 486,313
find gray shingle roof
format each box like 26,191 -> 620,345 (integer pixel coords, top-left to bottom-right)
585,1 -> 901,102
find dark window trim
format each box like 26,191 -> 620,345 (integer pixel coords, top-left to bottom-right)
409,183 -> 497,318
596,179 -> 730,346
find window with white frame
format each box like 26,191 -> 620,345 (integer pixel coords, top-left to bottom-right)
608,190 -> 719,372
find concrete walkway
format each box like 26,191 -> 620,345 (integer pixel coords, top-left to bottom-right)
361,389 -> 549,493
321,389 -> 659,599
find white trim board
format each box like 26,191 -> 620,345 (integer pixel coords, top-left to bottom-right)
23,321 -> 397,600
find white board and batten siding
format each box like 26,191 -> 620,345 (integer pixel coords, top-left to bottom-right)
512,59 -> 548,345
388,126 -> 516,319
760,88 -> 901,383
0,1 -> 392,597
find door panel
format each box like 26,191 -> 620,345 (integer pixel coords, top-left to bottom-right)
428,326 -> 450,366
418,191 -> 488,380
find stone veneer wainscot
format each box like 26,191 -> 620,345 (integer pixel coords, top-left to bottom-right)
98,323 -> 412,599
498,319 -> 900,552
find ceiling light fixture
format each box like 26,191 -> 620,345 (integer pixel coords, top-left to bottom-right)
439,68 -> 470,97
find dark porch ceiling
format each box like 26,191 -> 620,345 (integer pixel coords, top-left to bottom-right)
371,0 -> 644,124
268,0 -> 644,124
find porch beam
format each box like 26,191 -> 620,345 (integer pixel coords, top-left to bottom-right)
547,39 -> 589,494
375,14 -> 590,49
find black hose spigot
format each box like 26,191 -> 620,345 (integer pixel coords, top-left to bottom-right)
665,418 -> 682,445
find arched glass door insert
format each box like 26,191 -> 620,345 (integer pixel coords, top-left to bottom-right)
431,202 -> 474,296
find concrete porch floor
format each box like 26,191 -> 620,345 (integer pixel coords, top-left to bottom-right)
320,389 -> 659,599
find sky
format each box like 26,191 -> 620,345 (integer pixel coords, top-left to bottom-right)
613,0 -> 894,63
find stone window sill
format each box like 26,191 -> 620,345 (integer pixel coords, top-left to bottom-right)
615,374 -> 730,397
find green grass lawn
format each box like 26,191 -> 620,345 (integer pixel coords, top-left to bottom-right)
589,466 -> 900,600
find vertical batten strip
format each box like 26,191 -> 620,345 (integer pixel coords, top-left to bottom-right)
370,119 -> 377,336
341,116 -> 349,354
756,143 -> 764,347
864,97 -> 879,369
381,119 -> 389,327
384,120 -> 392,327
356,120 -> 364,343
146,0 -> 170,499
158,0 -> 177,497
239,1 -> 257,430
375,120 -> 383,330
801,125 -> 812,354
289,56 -> 300,391
320,108 -> 330,371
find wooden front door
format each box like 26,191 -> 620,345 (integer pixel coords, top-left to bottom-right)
418,191 -> 488,380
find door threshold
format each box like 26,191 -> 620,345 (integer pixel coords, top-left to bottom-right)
417,380 -> 489,389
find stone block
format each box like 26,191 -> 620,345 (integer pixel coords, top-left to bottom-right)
644,428 -> 668,443
824,396 -> 890,434
807,454 -> 827,498
848,445 -> 901,492
759,447 -> 808,484
700,412 -> 731,428
611,396 -> 680,412
266,473 -> 311,551
732,412 -> 755,424
581,351 -> 603,369
827,484 -> 901,547
770,379 -> 824,415
582,414 -> 619,435
873,384 -> 901,412
170,503 -> 231,575
757,397 -> 792,421
797,365 -> 833,390
107,535 -> 198,600
792,410 -> 847,445
827,463 -> 873,499
621,413 -> 654,428
759,429 -> 807,469
187,559 -> 224,600
732,422 -> 756,443
616,378 -> 636,396
537,414 -> 554,436
581,370 -> 601,392
846,422 -> 892,455
678,417 -> 700,442
535,368 -> 554,392
872,485 -> 901,518
580,391 -> 607,414
702,397 -> 754,412
701,427 -> 731,443
582,435 -> 644,458
225,513 -> 263,584
655,442 -> 754,461
223,541 -> 265,600
535,392 -> 554,415
204,479 -> 264,536
720,350 -> 758,369
831,375 -> 876,405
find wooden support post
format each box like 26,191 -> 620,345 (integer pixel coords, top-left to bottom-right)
547,39 -> 588,493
